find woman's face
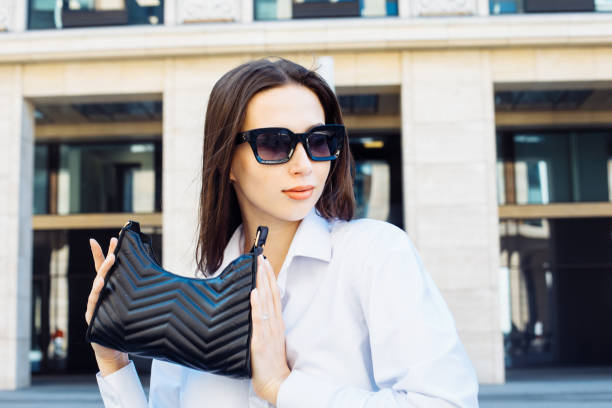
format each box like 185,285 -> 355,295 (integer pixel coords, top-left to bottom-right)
230,83 -> 331,224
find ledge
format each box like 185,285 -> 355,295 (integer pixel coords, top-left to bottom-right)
499,203 -> 612,219
1,13 -> 612,63
33,212 -> 163,229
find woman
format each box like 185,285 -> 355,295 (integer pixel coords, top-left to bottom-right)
86,57 -> 479,407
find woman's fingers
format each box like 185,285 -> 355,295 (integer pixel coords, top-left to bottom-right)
252,253 -> 285,334
85,236 -> 130,367
85,237 -> 117,325
250,288 -> 262,325
90,239 -> 105,272
264,258 -> 283,320
252,256 -> 266,327
91,237 -> 118,273
100,253 -> 115,278
98,238 -> 118,278
108,237 -> 118,254
85,274 -> 105,324
106,237 -> 118,266
249,254 -> 290,405
256,254 -> 273,319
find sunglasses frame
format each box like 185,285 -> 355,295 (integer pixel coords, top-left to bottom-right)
236,124 -> 345,164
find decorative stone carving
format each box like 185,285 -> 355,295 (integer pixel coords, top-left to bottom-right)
413,0 -> 477,16
178,0 -> 240,24
0,2 -> 12,31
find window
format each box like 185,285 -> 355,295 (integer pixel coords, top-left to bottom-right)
34,141 -> 162,214
490,0 -> 520,14
495,90 -> 596,112
34,145 -> 49,215
254,0 -> 398,21
524,0 -> 595,13
28,0 -> 163,30
490,0 -> 612,14
350,133 -> 404,228
496,130 -> 612,205
338,94 -> 379,115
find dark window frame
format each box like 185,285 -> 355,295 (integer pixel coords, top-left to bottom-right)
292,0 -> 361,19
524,0 -> 595,12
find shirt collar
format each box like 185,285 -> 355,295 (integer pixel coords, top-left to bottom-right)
285,208 -> 332,264
276,209 -> 332,299
207,208 -> 332,277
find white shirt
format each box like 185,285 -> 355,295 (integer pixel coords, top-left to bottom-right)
96,209 -> 479,407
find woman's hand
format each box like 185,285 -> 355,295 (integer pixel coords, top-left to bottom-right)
85,237 -> 129,376
250,254 -> 291,405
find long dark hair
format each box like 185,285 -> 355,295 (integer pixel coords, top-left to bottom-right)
196,56 -> 355,274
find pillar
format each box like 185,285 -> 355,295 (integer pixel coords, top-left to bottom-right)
400,50 -> 504,383
0,65 -> 35,389
162,56 -> 247,277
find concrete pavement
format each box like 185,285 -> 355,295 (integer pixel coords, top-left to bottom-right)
479,367 -> 612,408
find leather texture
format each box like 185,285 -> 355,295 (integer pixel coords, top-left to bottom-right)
85,221 -> 268,379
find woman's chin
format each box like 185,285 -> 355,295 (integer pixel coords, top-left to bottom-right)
275,201 -> 316,223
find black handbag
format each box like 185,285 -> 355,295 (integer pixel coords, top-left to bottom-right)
85,220 -> 268,379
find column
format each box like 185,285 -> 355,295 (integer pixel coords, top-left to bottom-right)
400,50 -> 504,383
316,56 -> 336,94
0,0 -> 12,31
0,0 -> 27,32
478,0 -> 490,15
0,65 -> 35,390
398,0 -> 411,17
240,0 -> 253,23
162,56 -> 246,277
164,0 -> 177,26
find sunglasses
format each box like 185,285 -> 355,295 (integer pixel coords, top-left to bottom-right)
236,124 -> 345,164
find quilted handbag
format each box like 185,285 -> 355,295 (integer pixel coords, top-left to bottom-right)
85,220 -> 268,379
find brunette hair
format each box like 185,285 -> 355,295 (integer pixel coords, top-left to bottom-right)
196,56 -> 355,275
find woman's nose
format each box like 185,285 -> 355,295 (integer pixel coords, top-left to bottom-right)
288,142 -> 312,175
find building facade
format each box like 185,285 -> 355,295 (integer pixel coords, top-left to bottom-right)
2,0 -> 612,390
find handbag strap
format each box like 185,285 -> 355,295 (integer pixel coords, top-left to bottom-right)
251,226 -> 268,256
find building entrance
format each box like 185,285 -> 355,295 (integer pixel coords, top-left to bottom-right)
495,87 -> 612,368
30,99 -> 164,375
350,131 -> 404,228
32,228 -> 163,374
500,217 -> 612,367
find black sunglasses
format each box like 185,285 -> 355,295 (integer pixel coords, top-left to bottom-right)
236,124 -> 345,164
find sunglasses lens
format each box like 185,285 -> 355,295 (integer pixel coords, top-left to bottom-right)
255,132 -> 292,161
308,129 -> 339,158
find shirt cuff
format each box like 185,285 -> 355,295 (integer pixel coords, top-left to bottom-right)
96,360 -> 148,408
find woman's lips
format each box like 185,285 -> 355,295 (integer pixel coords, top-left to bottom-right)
282,185 -> 314,200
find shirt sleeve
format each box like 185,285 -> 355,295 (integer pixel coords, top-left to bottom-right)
96,360 -> 147,408
96,359 -> 183,408
276,229 -> 479,408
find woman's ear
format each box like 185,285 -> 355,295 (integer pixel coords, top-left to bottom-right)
229,165 -> 236,183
